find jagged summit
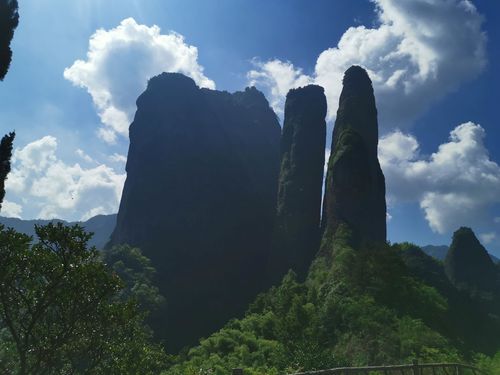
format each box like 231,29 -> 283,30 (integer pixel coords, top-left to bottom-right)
322,65 -> 386,245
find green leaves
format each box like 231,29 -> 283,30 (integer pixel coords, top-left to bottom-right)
0,223 -> 166,374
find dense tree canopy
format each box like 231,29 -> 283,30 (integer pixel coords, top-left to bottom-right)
0,223 -> 167,374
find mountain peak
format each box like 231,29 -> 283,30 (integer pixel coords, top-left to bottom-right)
444,226 -> 498,292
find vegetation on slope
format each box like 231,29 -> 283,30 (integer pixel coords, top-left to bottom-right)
0,223 -> 167,374
163,225 -> 469,375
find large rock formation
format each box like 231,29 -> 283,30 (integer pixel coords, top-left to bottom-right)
444,227 -> 498,293
322,66 -> 386,244
402,244 -> 500,353
110,73 -> 281,351
269,85 -> 327,282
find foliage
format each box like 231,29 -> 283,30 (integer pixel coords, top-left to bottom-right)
0,223 -> 167,374
0,0 -> 19,80
476,351 -> 500,374
0,131 -> 15,211
101,244 -> 166,315
163,225 -> 461,374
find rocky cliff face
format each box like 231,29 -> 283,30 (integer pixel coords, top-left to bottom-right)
402,244 -> 500,353
110,73 -> 281,351
445,227 -> 498,293
269,85 -> 326,282
322,66 -> 386,245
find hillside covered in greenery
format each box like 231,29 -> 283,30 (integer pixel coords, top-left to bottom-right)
1,8 -> 499,370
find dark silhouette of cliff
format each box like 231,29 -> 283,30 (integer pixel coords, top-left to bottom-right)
402,244 -> 500,354
110,73 -> 281,351
269,85 -> 326,283
422,244 -> 500,264
445,227 -> 499,294
322,66 -> 386,246
0,0 -> 19,80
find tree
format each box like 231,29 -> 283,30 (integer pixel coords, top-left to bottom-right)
101,244 -> 166,317
0,222 -> 167,374
0,131 -> 15,211
0,0 -> 19,80
0,0 -> 18,211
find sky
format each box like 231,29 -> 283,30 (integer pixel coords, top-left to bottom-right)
1,0 -> 499,254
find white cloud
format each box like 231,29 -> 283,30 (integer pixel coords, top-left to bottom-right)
76,148 -> 95,163
64,17 -> 215,143
479,232 -> 496,245
248,60 -> 313,116
1,200 -> 23,219
379,122 -> 500,234
5,136 -> 125,221
247,0 -> 486,128
109,153 -> 127,163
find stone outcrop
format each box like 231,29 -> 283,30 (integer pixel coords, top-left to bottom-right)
445,227 -> 498,293
110,73 -> 281,351
322,65 -> 386,244
269,85 -> 327,282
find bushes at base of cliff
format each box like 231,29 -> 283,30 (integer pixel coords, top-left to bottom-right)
162,227 -> 461,374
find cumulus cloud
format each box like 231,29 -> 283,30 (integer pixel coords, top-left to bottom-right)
1,200 -> 22,218
76,148 -> 95,163
479,232 -> 496,245
64,17 -> 215,143
5,136 -> 125,221
109,153 -> 127,163
248,59 -> 312,116
379,122 -> 500,234
248,0 -> 486,128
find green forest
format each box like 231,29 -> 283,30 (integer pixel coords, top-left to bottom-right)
2,1 -> 500,374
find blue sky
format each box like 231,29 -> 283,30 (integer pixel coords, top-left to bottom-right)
1,0 -> 499,254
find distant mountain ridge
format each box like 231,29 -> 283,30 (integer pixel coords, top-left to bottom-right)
0,214 -> 116,250
422,244 -> 500,264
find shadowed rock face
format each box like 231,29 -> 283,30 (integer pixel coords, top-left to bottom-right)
269,85 -> 327,282
445,227 -> 498,293
110,73 -> 281,351
322,66 -> 386,245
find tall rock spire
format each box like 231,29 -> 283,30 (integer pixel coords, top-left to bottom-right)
322,66 -> 386,245
269,85 -> 327,282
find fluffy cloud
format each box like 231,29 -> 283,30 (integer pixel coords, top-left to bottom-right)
76,148 -> 95,163
248,59 -> 313,117
248,0 -> 486,128
479,232 -> 496,245
64,17 -> 215,143
4,136 -> 125,221
1,200 -> 23,219
379,122 -> 500,234
109,153 -> 127,163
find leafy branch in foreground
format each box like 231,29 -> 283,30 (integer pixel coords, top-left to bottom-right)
0,222 -> 167,375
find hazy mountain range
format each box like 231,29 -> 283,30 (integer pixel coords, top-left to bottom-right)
0,214 -> 116,250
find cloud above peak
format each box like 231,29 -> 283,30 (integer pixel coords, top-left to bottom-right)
248,0 -> 486,128
379,122 -> 500,235
64,17 -> 215,143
